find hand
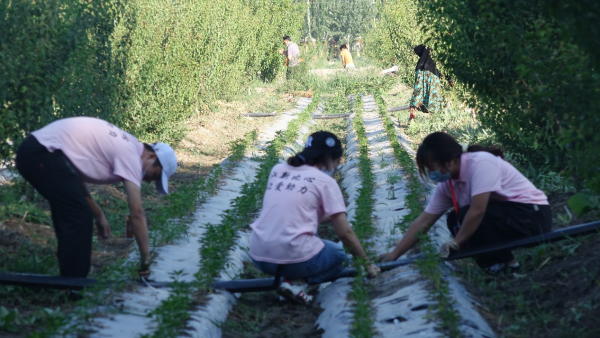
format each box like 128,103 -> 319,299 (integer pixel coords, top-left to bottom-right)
278,48 -> 284,54
95,215 -> 111,240
137,268 -> 151,279
366,263 -> 381,278
138,260 -> 151,279
439,241 -> 460,258
378,252 -> 397,263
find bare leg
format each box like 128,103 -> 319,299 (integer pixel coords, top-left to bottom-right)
408,106 -> 417,123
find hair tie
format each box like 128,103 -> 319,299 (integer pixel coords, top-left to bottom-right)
297,154 -> 306,163
461,143 -> 468,152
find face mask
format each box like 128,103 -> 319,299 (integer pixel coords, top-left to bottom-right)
142,160 -> 155,179
428,169 -> 451,183
321,166 -> 335,177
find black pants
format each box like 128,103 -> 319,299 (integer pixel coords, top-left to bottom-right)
446,201 -> 552,268
16,136 -> 93,278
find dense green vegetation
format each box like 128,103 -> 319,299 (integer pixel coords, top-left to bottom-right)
367,0 -> 600,192
0,0 -> 305,161
303,0 -> 375,44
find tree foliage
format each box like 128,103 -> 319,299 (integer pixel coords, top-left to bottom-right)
367,0 -> 600,185
304,0 -> 375,44
0,0 -> 305,162
0,0 -> 126,162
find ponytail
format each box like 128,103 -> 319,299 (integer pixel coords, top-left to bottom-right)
287,154 -> 307,167
466,145 -> 504,159
287,149 -> 343,168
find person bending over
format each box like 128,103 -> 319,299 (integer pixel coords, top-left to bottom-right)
249,131 -> 380,305
16,117 -> 177,279
379,132 -> 551,275
408,45 -> 453,123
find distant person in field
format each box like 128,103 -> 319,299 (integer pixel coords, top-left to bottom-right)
249,131 -> 380,305
15,117 -> 178,279
340,44 -> 355,69
379,132 -> 551,275
279,35 -> 300,80
408,44 -> 453,123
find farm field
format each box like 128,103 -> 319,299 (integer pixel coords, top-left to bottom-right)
1,1 -> 599,337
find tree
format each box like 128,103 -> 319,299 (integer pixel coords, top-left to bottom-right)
303,0 -> 376,46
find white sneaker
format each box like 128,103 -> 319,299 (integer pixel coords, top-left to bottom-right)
277,279 -> 313,305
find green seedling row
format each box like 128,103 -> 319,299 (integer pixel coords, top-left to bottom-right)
146,96 -> 320,338
348,95 -> 377,338
374,92 -> 462,337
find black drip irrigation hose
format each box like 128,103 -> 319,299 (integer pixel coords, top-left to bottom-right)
312,113 -> 352,119
243,113 -> 277,117
1,221 -> 598,292
386,105 -> 410,112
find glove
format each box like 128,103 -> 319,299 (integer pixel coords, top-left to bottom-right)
439,241 -> 460,258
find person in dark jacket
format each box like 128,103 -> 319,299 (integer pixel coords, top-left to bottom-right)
408,45 -> 453,123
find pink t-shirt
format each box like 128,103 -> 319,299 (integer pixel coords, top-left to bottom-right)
425,152 -> 548,215
31,117 -> 144,186
249,163 -> 347,264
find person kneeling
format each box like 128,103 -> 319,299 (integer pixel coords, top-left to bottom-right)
379,132 -> 551,275
249,131 -> 379,305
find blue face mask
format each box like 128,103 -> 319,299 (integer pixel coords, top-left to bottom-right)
428,169 -> 451,183
321,166 -> 335,177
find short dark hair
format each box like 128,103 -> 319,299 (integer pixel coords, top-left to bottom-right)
340,44 -> 347,50
283,36 -> 291,41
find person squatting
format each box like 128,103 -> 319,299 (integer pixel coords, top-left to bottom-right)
250,131 -> 551,305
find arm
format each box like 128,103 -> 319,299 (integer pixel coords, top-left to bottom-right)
452,192 -> 490,246
123,180 -> 151,272
320,215 -> 331,224
331,212 -> 367,258
80,180 -> 111,239
331,212 -> 381,277
80,180 -> 102,218
379,211 -> 443,262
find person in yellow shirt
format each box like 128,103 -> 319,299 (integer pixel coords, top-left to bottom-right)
340,44 -> 355,69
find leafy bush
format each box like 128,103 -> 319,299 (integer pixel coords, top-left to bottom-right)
115,0 -> 306,144
367,0 -> 600,189
0,0 -> 125,163
1,0 -> 305,161
366,0 -> 423,84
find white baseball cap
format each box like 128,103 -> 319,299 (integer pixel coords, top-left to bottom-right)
151,143 -> 177,195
